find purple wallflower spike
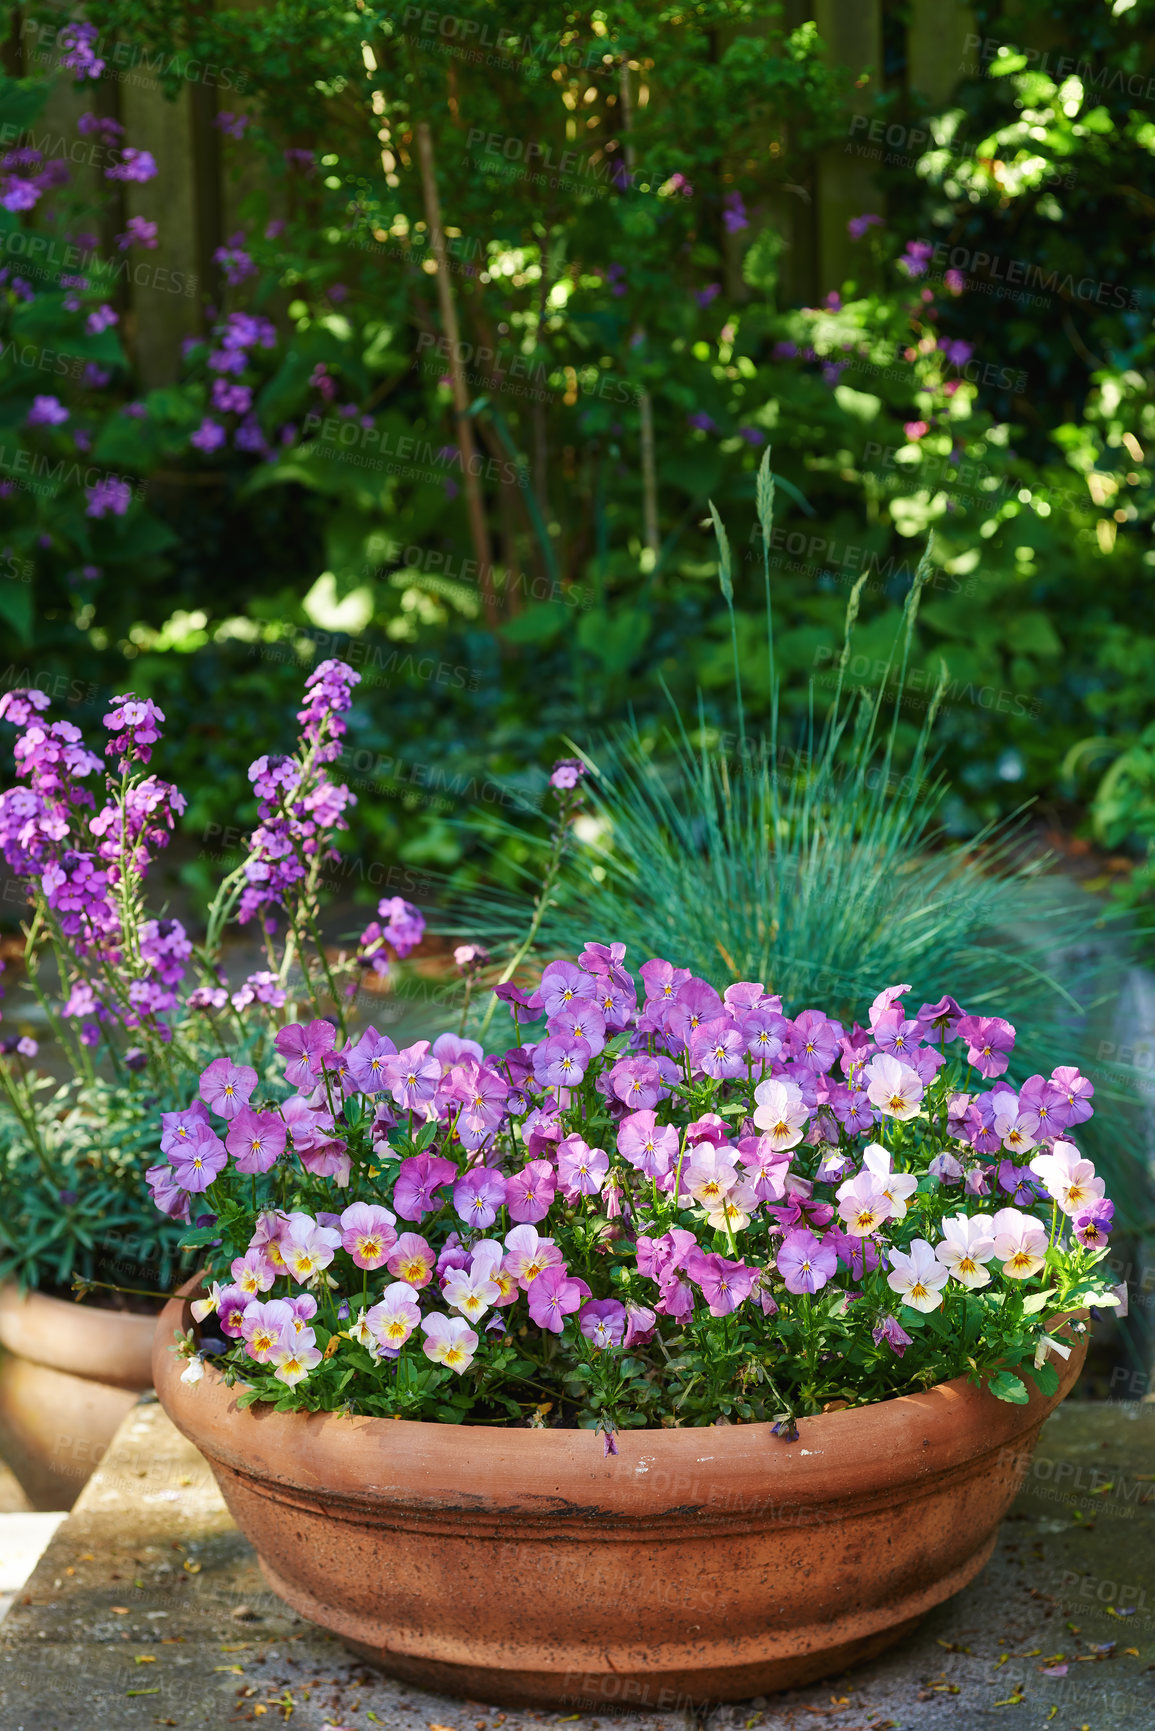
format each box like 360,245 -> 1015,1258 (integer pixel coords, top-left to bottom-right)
199,1056 -> 257,1120
580,1298 -> 627,1348
777,1228 -> 837,1295
847,212 -> 883,240
453,1166 -> 508,1230
549,759 -> 585,790
393,1153 -> 457,1223
872,1315 -> 913,1357
504,1159 -> 557,1224
526,1266 -> 591,1334
225,1107 -> 285,1174
170,1122 -> 227,1192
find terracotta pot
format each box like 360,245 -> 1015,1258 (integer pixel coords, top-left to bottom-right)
0,1283 -> 157,1509
154,1293 -> 1086,1707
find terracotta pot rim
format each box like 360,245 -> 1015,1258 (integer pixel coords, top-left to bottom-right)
0,1279 -> 158,1389
155,1288 -> 1086,1484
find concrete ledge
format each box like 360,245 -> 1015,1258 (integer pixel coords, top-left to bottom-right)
0,1397 -> 1152,1729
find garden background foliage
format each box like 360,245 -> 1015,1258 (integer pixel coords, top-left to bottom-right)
0,0 -> 1153,918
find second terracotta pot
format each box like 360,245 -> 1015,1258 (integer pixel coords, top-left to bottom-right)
0,1284 -> 156,1509
154,1292 -> 1086,1707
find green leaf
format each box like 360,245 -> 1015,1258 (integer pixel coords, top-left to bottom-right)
1021,1288 -> 1057,1315
987,1370 -> 1030,1405
499,600 -> 568,645
1028,1361 -> 1061,1397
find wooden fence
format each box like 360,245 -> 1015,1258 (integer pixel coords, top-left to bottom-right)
3,2 -> 984,386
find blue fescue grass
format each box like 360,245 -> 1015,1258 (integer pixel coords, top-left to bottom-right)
455,451 -> 1148,1227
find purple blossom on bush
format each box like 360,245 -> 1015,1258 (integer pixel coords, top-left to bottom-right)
86,304 -> 118,335
77,113 -> 124,142
26,395 -> 69,427
847,213 -> 883,240
191,418 -> 226,453
117,216 -> 158,250
215,112 -> 250,140
900,240 -> 934,278
85,477 -> 131,517
722,191 -> 749,233
58,22 -> 105,78
214,243 -> 257,286
106,148 -> 158,183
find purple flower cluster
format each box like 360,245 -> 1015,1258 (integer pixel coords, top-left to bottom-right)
156,946 -> 1115,1419
236,661 -> 361,926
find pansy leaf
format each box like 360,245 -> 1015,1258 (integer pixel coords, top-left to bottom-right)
987,1370 -> 1030,1405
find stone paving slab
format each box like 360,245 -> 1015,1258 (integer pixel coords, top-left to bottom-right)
0,1397 -> 1153,1731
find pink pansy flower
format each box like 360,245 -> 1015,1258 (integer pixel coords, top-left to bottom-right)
273,1019 -> 336,1088
991,1207 -> 1050,1279
453,1166 -> 508,1230
160,1099 -> 211,1156
230,1248 -> 277,1295
777,1228 -> 837,1294
225,1107 -> 285,1174
526,1266 -> 591,1333
420,1313 -> 478,1371
865,1053 -> 924,1120
684,1249 -> 757,1316
887,1238 -> 950,1312
550,1001 -> 607,1056
617,1109 -> 679,1179
272,1335 -> 322,1387
957,1014 -> 1015,1078
752,1076 -> 809,1149
608,1055 -> 665,1110
505,1159 -> 557,1224
382,1041 -> 441,1110
199,1055 -> 257,1119
580,1298 -> 627,1348
835,1170 -> 892,1236
280,1212 -> 342,1282
556,1135 -> 608,1198
684,1143 -> 739,1211
393,1153 -> 457,1222
531,1034 -> 591,1089
339,1201 -> 398,1269
1028,1141 -> 1105,1217
868,982 -> 910,1027
737,1134 -> 791,1202
170,1122 -> 227,1191
861,1143 -> 918,1218
503,1224 -> 565,1289
538,959 -> 597,1016
690,1016 -> 748,1079
1051,1064 -> 1094,1126
215,1286 -> 250,1338
190,1280 -> 225,1323
363,1282 -> 422,1356
442,1260 -> 502,1321
934,1213 -> 996,1288
386,1232 -> 436,1288
347,1026 -> 397,1093
240,1298 -> 297,1362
